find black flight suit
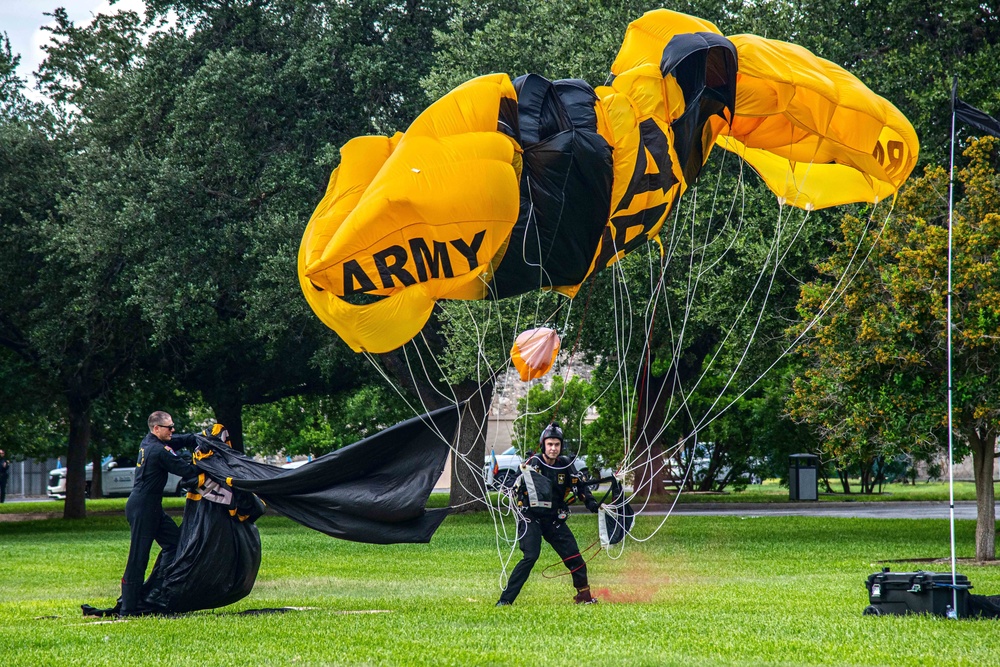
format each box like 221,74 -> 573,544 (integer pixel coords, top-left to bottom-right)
499,454 -> 598,604
121,432 -> 201,615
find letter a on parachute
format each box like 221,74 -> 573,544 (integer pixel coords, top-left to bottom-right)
298,9 -> 919,354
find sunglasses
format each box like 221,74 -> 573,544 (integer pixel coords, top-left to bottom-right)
157,424 -> 176,431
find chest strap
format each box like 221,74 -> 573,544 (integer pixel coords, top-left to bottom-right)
520,463 -> 552,508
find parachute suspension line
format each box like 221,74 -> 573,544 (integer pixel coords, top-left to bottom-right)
629,197 -> 899,538
360,349 -> 451,445
430,304 -> 529,507
635,187 -> 702,472
656,197 -> 788,459
615,171 -> 749,516
626,184 -> 718,491
673,202 -> 894,460
615,178 -> 738,532
608,244 -> 639,468
623,198 -> 689,454
651,181 -> 790,451
547,297 -> 579,426
699,154 -> 749,275
654,201 -> 895,479
566,273 -> 598,367
540,539 -> 604,579
672,199 -> 795,435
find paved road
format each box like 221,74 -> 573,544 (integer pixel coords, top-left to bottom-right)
3,496 -> 983,520
640,500 -> 980,520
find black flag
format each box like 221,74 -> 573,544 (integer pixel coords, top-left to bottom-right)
952,78 -> 1000,136
956,99 -> 1000,136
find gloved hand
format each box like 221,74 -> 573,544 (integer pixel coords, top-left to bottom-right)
586,498 -> 599,513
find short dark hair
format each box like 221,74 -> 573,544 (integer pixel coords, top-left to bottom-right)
148,411 -> 171,431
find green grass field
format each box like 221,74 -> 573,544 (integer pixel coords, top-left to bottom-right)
2,503 -> 1000,667
1,480 -> 990,517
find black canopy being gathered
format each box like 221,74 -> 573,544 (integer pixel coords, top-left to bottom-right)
83,405 -> 460,617
195,404 -> 459,544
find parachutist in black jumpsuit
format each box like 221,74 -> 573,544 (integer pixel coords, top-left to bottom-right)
498,424 -> 600,606
120,418 -> 202,616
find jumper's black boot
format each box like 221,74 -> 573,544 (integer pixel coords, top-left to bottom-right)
573,585 -> 598,604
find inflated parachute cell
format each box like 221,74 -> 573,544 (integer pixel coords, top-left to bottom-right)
298,9 -> 918,353
712,34 -> 918,209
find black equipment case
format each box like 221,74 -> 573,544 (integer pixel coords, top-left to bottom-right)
864,568 -> 971,617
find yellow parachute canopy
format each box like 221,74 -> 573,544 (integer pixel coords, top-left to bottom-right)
299,9 -> 919,354
712,34 -> 918,209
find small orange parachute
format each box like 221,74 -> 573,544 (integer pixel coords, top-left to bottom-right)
510,328 -> 561,381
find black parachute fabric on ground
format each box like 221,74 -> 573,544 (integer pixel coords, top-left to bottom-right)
194,404 -> 459,544
83,405 -> 459,617
81,482 -> 265,617
142,488 -> 265,613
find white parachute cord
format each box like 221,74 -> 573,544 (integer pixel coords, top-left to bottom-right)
670,197 -> 887,443
360,348 -> 453,445
639,189 -> 795,455
672,201 -> 793,434
622,189 -> 703,481
678,202 -> 895,451
620,200 -> 896,544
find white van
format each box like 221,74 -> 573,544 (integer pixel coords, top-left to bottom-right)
46,455 -> 183,499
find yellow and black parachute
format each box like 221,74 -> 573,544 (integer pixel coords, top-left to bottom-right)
299,9 -> 919,353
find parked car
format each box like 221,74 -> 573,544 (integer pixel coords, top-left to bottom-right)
483,446 -> 610,490
47,455 -> 184,499
666,455 -> 763,487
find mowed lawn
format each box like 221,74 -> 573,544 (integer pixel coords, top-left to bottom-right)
2,508 -> 1000,666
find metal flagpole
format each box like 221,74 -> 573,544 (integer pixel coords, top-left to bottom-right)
946,75 -> 959,618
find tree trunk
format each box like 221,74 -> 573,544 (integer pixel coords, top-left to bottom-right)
837,468 -> 851,494
63,395 -> 91,519
632,332 -> 719,498
632,366 -> 668,499
969,427 -> 996,562
89,445 -> 103,499
448,380 -> 494,513
209,395 -> 245,453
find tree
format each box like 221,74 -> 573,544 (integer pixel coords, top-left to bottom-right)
790,137 -> 1000,560
0,28 -> 157,518
34,1 -> 455,452
243,386 -> 412,457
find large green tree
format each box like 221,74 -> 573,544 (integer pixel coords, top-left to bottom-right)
35,1 -> 454,453
0,29 -> 157,518
790,137 -> 1000,560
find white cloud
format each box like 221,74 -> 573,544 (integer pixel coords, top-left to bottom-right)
2,0 -> 147,89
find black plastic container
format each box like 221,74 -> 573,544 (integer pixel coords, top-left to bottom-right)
864,568 -> 971,617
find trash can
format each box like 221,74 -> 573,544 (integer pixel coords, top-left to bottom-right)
789,454 -> 819,501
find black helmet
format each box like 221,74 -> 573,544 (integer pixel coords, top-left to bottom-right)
539,422 -> 564,448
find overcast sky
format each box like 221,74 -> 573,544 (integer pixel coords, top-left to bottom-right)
2,0 -> 145,90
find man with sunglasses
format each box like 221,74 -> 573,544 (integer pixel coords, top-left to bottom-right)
119,411 -> 204,616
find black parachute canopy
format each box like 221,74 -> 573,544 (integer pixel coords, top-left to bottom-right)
83,405 -> 460,617
194,403 -> 459,544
